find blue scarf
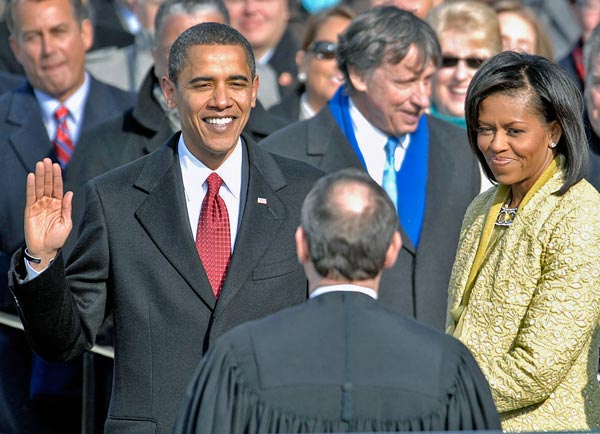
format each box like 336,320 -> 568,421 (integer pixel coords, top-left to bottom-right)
329,86 -> 428,247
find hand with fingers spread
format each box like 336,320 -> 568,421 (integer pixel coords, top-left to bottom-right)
24,158 -> 73,270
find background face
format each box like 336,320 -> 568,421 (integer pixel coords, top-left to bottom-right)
370,0 -> 436,20
297,15 -> 351,110
432,30 -> 493,118
497,11 -> 536,54
223,0 -> 288,57
10,0 -> 92,101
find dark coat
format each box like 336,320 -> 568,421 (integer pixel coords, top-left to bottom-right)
0,77 -> 134,307
10,133 -> 324,434
69,68 -> 290,252
0,76 -> 134,434
268,28 -> 299,97
267,83 -> 302,122
172,291 -> 501,433
0,70 -> 25,95
259,107 -> 481,330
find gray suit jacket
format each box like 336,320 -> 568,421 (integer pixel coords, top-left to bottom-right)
10,133 -> 324,434
259,107 -> 480,330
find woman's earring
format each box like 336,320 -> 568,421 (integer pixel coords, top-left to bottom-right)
550,142 -> 557,149
297,71 -> 307,83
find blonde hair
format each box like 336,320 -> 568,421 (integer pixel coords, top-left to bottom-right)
427,0 -> 502,54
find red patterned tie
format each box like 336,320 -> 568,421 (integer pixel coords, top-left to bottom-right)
196,173 -> 231,298
53,105 -> 74,167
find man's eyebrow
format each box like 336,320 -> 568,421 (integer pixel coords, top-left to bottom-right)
187,75 -> 251,85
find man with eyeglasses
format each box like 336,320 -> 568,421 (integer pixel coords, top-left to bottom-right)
260,6 -> 481,332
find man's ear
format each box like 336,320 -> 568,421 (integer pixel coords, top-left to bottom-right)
161,76 -> 177,109
347,65 -> 368,93
295,226 -> 309,264
251,75 -> 258,108
383,231 -> 401,269
9,35 -> 22,65
81,18 -> 94,52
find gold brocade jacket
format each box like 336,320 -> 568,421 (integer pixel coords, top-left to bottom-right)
447,167 -> 600,432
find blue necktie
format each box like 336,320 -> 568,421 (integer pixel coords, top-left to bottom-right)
382,136 -> 399,208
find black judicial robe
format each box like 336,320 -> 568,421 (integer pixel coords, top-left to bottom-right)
172,291 -> 501,433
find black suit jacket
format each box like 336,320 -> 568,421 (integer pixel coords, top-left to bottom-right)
0,77 -> 134,308
10,133 -> 324,434
172,291 -> 501,433
268,28 -> 299,97
259,107 -> 481,330
69,68 -> 289,251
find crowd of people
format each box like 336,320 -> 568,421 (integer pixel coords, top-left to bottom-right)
0,0 -> 600,433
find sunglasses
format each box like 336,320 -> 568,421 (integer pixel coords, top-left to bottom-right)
309,41 -> 337,60
441,56 -> 487,69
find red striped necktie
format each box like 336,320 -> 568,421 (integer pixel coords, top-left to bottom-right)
53,105 -> 74,167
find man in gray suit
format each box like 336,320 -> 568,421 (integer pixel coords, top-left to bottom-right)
9,22 -> 323,434
171,169 -> 500,434
260,6 -> 481,331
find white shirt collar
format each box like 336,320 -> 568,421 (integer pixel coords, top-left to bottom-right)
34,72 -> 90,129
178,135 -> 242,201
178,134 -> 243,249
258,47 -> 275,65
310,284 -> 378,300
348,96 -> 410,182
299,92 -> 316,120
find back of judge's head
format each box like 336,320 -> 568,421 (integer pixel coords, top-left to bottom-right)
299,169 -> 399,282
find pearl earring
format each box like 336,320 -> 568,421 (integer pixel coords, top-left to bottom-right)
550,142 -> 557,149
297,72 -> 307,83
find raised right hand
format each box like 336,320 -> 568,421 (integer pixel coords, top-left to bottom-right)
24,158 -> 73,270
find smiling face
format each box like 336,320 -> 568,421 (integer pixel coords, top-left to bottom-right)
432,30 -> 492,118
296,14 -> 351,112
476,91 -> 561,202
161,44 -> 258,169
349,44 -> 436,137
9,0 -> 92,102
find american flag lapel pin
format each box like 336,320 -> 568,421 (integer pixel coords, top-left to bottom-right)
257,197 -> 267,205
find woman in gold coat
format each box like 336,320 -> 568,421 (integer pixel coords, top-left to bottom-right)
447,51 -> 600,431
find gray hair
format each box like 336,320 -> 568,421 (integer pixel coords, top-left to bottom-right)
337,6 -> 441,93
154,0 -> 230,47
168,22 -> 255,84
6,0 -> 89,35
300,168 -> 398,281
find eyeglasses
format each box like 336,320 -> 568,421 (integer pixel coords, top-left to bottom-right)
309,41 -> 337,60
441,56 -> 487,69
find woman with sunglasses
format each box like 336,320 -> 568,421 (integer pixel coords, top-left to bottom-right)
426,0 -> 501,129
268,5 -> 355,122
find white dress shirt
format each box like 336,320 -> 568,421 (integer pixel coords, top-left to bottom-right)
178,135 -> 242,251
34,73 -> 91,145
348,97 -> 410,186
310,284 -> 378,300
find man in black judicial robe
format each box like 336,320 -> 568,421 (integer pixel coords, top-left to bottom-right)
172,169 -> 501,434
